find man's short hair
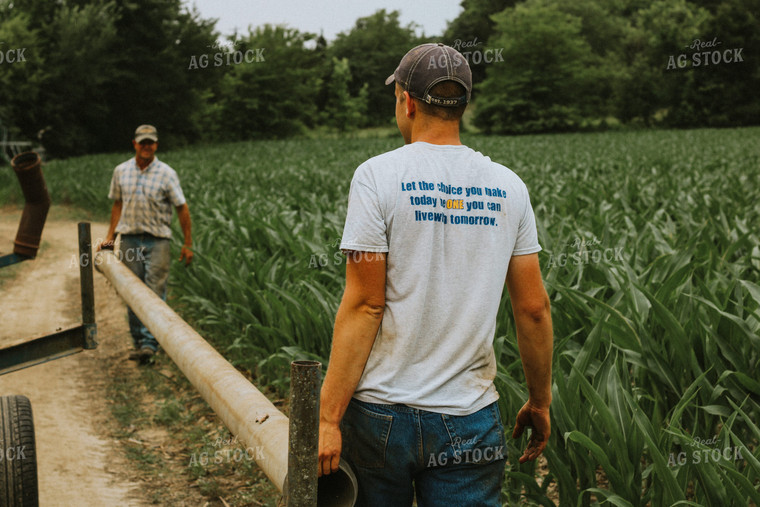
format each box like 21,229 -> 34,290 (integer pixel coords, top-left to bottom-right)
414,81 -> 467,121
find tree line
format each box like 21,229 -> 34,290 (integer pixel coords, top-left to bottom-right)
0,0 -> 757,158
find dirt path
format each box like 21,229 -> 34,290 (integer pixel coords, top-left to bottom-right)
0,207 -> 150,506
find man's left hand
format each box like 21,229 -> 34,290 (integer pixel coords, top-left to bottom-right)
512,401 -> 550,463
179,245 -> 193,265
318,421 -> 342,477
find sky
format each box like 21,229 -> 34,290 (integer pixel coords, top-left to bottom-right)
185,0 -> 463,42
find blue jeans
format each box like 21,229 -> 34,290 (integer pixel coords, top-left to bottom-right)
119,233 -> 171,352
341,399 -> 506,506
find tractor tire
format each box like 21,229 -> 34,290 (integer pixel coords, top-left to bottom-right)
0,395 -> 38,507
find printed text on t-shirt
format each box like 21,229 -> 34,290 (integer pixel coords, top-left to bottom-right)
402,180 -> 506,227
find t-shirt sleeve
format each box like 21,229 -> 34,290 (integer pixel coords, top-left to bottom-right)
340,163 -> 388,253
108,167 -> 121,200
166,170 -> 186,207
512,182 -> 542,256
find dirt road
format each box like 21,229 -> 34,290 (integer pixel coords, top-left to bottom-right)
0,208 -> 149,506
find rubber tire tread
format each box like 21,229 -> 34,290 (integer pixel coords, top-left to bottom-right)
0,395 -> 38,507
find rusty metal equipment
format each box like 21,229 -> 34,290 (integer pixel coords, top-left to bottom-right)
0,151 -> 50,268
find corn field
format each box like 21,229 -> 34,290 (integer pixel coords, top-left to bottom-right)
1,127 -> 758,505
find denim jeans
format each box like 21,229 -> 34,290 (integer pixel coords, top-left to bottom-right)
119,233 -> 171,352
341,399 -> 506,506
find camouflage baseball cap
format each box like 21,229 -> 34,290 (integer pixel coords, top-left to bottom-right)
385,43 -> 472,107
134,124 -> 158,143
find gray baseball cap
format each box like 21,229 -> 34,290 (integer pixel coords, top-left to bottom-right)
134,124 -> 158,143
385,43 -> 472,107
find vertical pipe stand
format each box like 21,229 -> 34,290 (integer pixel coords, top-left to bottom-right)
78,222 -> 97,349
286,360 -> 321,506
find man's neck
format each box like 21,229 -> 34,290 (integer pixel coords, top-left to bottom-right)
410,119 -> 461,145
136,156 -> 154,170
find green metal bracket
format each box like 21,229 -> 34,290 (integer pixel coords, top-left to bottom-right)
0,253 -> 27,268
0,326 -> 94,375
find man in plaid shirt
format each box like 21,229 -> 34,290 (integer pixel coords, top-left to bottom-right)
101,124 -> 193,364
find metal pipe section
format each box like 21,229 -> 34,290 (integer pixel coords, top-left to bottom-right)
286,360 -> 321,506
95,250 -> 290,491
318,460 -> 358,506
11,151 -> 50,258
95,251 -> 358,505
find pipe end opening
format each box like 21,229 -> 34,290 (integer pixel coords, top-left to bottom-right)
11,151 -> 41,171
318,461 -> 357,507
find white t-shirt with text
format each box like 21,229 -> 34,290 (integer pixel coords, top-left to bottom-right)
340,142 -> 541,416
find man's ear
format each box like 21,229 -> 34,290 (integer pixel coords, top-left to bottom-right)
404,90 -> 415,118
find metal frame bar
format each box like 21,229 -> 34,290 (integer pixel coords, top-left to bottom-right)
0,253 -> 26,268
0,222 -> 97,375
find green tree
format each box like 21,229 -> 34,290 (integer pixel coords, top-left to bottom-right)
668,0 -> 760,126
474,0 -> 603,134
209,25 -> 320,140
101,0 -> 219,152
620,0 -> 710,125
0,7 -> 42,146
0,1 -> 126,157
330,10 -> 424,126
32,2 -> 120,157
0,0 -> 218,158
321,57 -> 368,131
442,0 -> 521,85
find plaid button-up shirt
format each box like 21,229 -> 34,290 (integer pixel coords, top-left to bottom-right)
108,156 -> 186,239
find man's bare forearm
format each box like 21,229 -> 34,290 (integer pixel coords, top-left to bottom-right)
177,203 -> 192,246
318,253 -> 386,476
105,200 -> 122,242
320,302 -> 383,425
513,297 -> 553,408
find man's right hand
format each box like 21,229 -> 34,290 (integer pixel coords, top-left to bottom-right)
318,420 -> 343,477
98,237 -> 115,251
512,401 -> 551,463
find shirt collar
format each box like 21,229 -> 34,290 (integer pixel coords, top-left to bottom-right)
133,156 -> 159,173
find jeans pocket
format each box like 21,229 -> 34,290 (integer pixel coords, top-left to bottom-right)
342,401 -> 394,469
441,402 -> 506,466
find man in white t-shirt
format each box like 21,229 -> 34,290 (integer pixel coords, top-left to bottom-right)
318,43 -> 554,506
